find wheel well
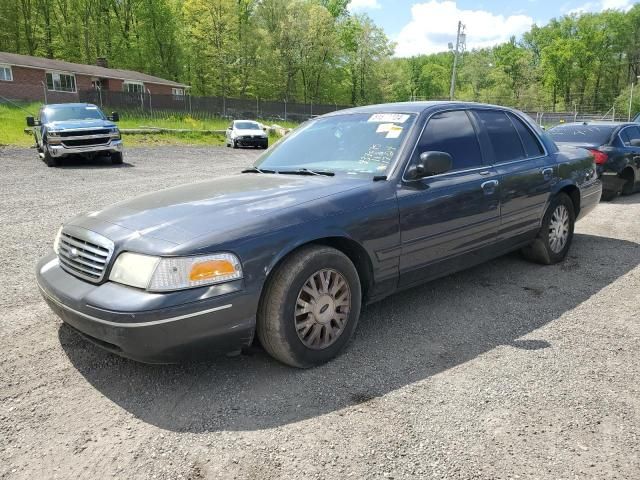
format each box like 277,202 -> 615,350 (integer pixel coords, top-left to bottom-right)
559,185 -> 580,216
265,237 -> 374,302
621,166 -> 635,181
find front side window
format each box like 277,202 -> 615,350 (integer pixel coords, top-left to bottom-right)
413,110 -> 483,170
0,64 -> 12,82
475,110 -> 525,164
256,112 -> 417,175
124,81 -> 144,94
46,72 -> 76,92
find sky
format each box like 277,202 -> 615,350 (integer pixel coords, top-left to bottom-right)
348,0 -> 639,57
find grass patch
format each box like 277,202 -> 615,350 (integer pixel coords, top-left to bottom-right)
0,101 -> 298,147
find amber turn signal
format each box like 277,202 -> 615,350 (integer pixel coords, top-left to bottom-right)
189,260 -> 236,281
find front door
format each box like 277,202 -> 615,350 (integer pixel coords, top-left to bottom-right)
397,110 -> 501,288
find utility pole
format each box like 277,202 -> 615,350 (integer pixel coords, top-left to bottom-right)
449,21 -> 466,100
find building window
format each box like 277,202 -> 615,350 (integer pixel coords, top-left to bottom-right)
124,81 -> 144,94
46,71 -> 76,92
172,88 -> 184,97
0,64 -> 12,82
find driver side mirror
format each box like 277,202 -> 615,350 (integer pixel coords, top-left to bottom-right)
630,139 -> 640,147
407,151 -> 453,179
108,112 -> 119,122
26,116 -> 39,127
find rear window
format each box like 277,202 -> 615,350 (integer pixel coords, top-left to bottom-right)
548,125 -> 615,145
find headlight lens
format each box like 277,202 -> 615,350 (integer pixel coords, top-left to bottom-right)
53,227 -> 63,254
109,252 -> 242,291
110,128 -> 121,139
47,130 -> 60,137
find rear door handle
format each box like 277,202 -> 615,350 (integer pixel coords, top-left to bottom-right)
481,179 -> 499,194
541,167 -> 553,180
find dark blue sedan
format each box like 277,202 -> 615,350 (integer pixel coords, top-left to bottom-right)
549,121 -> 640,200
36,102 -> 601,367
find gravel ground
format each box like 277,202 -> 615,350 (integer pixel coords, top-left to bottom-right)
0,146 -> 639,480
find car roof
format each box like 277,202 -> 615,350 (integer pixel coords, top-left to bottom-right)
323,101 -> 521,116
551,121 -> 633,128
43,103 -> 98,109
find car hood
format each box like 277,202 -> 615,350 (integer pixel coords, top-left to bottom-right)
235,129 -> 266,136
68,174 -> 368,246
45,119 -> 116,130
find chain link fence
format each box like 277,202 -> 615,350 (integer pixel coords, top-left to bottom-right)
78,89 -> 350,123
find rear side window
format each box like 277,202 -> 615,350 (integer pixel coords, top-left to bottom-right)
474,110 -> 525,163
508,113 -> 544,157
620,126 -> 640,146
414,110 -> 482,170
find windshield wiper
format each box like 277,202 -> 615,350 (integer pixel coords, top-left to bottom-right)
278,168 -> 335,177
241,166 -> 276,174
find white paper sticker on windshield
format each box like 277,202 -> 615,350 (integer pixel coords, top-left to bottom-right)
86,106 -> 98,110
385,126 -> 403,139
376,123 -> 395,133
368,114 -> 410,123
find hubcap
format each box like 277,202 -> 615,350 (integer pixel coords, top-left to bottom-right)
294,269 -> 351,350
548,204 -> 570,253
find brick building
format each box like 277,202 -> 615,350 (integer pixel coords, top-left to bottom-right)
0,51 -> 189,103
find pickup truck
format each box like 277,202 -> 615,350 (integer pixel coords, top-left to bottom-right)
26,103 -> 123,167
36,102 -> 602,368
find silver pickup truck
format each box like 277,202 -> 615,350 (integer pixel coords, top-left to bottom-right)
27,103 -> 123,167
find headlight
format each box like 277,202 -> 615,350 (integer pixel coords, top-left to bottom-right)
47,130 -> 60,137
109,252 -> 242,291
110,129 -> 121,139
53,227 -> 63,254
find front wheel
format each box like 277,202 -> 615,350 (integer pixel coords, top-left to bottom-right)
43,148 -> 58,167
522,192 -> 575,265
111,152 -> 123,165
232,140 -> 238,149
257,245 -> 362,368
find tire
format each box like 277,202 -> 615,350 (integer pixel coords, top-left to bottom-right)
232,140 -> 238,149
43,148 -> 58,167
601,190 -> 618,201
522,192 -> 575,265
621,169 -> 635,196
257,245 -> 362,368
111,152 -> 124,165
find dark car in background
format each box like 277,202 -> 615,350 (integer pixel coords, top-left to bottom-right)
549,122 -> 640,200
36,102 -> 601,368
26,103 -> 123,167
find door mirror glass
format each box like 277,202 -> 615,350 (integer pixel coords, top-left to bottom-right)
26,116 -> 35,127
409,151 -> 453,179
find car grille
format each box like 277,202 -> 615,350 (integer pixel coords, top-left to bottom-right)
62,138 -> 110,147
57,228 -> 114,283
59,129 -> 110,137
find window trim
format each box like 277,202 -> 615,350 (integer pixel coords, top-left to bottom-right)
401,108 -> 486,182
0,64 -> 13,82
45,70 -> 77,93
171,87 -> 185,97
123,81 -> 145,94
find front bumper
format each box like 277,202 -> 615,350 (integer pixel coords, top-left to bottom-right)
36,253 -> 257,363
48,139 -> 124,158
236,137 -> 268,148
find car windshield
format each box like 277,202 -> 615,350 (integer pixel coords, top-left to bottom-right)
44,105 -> 105,122
255,112 -> 416,175
548,124 -> 615,145
235,121 -> 261,130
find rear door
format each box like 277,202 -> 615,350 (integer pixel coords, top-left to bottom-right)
617,125 -> 640,191
397,109 -> 501,288
471,109 -> 553,243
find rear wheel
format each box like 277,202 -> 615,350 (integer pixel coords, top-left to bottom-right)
257,245 -> 361,368
621,168 -> 636,196
522,192 -> 575,265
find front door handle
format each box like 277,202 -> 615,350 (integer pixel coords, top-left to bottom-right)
541,167 -> 554,180
481,179 -> 499,194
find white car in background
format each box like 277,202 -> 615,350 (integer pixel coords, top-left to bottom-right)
225,120 -> 269,149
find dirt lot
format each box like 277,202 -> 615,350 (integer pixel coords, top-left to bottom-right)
1,146 -> 639,479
